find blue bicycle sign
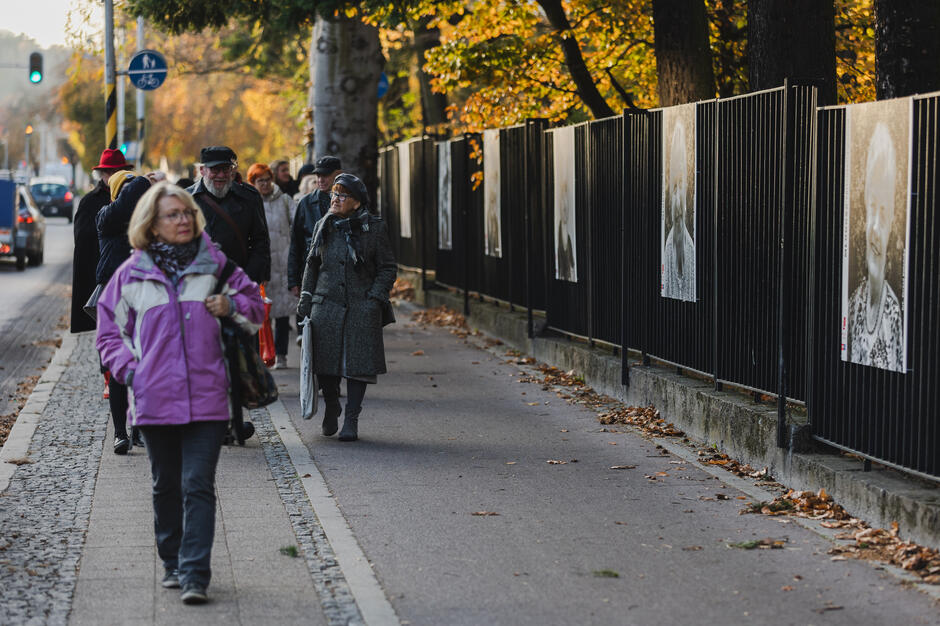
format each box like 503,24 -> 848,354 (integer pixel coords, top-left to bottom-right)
127,49 -> 168,91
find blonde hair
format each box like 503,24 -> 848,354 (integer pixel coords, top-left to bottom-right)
297,174 -> 317,197
128,182 -> 206,249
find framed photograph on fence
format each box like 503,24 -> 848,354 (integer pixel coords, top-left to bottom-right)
398,142 -> 412,239
483,129 -> 502,258
660,102 -> 697,302
841,97 -> 911,373
438,141 -> 453,250
552,125 -> 577,282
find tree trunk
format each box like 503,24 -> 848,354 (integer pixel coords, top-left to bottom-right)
747,0 -> 837,105
874,0 -> 940,99
652,0 -> 716,106
414,18 -> 449,133
537,0 -> 616,119
308,16 -> 384,197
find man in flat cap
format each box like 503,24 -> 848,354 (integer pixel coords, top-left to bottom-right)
188,146 -> 271,284
288,155 -> 341,298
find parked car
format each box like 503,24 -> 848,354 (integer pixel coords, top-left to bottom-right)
29,176 -> 74,222
0,180 -> 45,270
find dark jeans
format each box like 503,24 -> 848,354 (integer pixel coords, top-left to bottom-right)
140,420 -> 228,589
274,316 -> 290,356
107,378 -> 128,439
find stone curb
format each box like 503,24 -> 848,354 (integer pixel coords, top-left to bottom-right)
0,331 -> 77,493
414,282 -> 940,550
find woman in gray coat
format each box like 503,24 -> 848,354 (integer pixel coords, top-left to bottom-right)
297,173 -> 397,441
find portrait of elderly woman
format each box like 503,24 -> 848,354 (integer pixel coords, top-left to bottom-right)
661,104 -> 696,302
842,98 -> 911,374
552,125 -> 577,282
483,129 -> 502,258
438,141 -> 453,251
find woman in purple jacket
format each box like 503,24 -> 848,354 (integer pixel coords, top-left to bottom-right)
96,182 -> 264,605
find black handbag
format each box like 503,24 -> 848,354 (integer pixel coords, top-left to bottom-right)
214,260 -> 278,412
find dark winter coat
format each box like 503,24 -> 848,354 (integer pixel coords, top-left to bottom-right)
300,209 -> 397,378
188,179 -> 271,284
71,180 -> 109,333
96,176 -> 152,285
287,189 -> 329,289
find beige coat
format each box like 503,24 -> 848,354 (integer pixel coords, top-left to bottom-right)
262,186 -> 298,318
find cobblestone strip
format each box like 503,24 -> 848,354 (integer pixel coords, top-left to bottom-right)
251,406 -> 364,626
0,333 -> 106,625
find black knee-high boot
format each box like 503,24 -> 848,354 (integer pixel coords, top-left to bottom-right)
339,380 -> 367,442
319,375 -> 342,436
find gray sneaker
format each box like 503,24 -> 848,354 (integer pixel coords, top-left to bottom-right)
161,569 -> 180,589
181,583 -> 208,605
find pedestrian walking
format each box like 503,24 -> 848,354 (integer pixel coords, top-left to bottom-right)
71,149 -> 133,335
270,158 -> 299,197
96,169 -> 157,454
297,173 -> 397,441
96,182 -> 264,605
289,156 -> 341,344
187,146 -> 271,285
247,163 -> 298,368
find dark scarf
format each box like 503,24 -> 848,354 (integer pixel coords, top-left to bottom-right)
310,208 -> 371,268
148,239 -> 200,283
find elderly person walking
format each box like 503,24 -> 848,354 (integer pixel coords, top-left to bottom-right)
248,163 -> 298,367
297,173 -> 397,441
96,182 -> 264,604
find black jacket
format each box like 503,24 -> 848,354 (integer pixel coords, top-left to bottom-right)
71,181 -> 109,332
189,180 -> 271,283
95,176 -> 152,285
287,189 -> 329,288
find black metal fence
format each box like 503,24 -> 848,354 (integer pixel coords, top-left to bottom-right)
376,86 -> 940,481
810,94 -> 940,479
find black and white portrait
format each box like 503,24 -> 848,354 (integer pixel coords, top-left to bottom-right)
483,129 -> 502,258
661,103 -> 696,302
438,141 -> 453,250
841,97 -> 911,373
552,125 -> 577,282
398,141 -> 413,239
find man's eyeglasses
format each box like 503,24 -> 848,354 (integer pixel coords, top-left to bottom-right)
330,192 -> 352,202
159,209 -> 196,223
207,164 -> 235,174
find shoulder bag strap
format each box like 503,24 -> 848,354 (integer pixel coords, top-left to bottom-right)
201,193 -> 249,261
213,259 -> 238,296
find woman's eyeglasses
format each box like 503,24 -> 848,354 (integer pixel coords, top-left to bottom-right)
159,209 -> 196,223
330,192 -> 351,202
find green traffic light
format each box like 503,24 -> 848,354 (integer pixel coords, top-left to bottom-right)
29,71 -> 41,83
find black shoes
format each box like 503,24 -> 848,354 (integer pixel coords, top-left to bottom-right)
322,399 -> 342,436
131,427 -> 144,448
161,569 -> 180,589
338,408 -> 360,442
113,435 -> 130,455
181,583 -> 208,605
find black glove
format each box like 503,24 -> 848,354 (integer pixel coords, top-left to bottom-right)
297,291 -> 312,319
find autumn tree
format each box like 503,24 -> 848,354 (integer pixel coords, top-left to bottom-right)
653,0 -> 716,106
747,0 -> 838,105
874,0 -> 940,99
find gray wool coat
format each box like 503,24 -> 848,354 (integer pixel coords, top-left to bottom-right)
300,210 -> 397,378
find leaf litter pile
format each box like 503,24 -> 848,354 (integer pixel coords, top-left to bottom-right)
410,303 -> 940,585
742,488 -> 940,584
389,277 -> 415,302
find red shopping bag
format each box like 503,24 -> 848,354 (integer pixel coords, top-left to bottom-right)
259,285 -> 276,367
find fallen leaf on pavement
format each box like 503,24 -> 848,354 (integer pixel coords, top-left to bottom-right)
526,402 -> 539,406
610,465 -> 636,470
505,461 -> 516,465
593,570 -> 619,578
682,546 -> 703,551
471,511 -> 500,516
411,350 -> 425,356
781,585 -> 794,592
547,460 -> 567,465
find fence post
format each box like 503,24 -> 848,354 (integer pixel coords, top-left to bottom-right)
621,111 -> 632,387
462,132 -> 472,316
713,99 -> 722,392
776,79 -> 795,449
524,119 -> 545,338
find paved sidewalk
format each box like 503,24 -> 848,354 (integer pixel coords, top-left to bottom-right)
1,302 -> 938,625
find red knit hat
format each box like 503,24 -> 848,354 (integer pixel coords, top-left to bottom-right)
92,148 -> 133,171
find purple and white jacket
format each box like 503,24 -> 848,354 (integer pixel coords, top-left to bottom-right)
96,231 -> 264,426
